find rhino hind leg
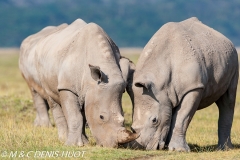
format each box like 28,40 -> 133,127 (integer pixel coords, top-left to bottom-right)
32,91 -> 52,127
167,89 -> 203,152
49,98 -> 68,142
215,72 -> 238,150
59,90 -> 88,146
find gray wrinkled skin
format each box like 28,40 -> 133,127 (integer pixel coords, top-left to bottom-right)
129,17 -> 238,151
19,19 -> 138,147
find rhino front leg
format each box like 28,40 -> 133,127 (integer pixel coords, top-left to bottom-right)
59,90 -> 88,146
32,90 -> 52,127
167,89 -> 203,152
48,97 -> 68,142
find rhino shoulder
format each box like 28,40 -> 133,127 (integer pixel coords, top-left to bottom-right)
180,17 -> 201,25
86,22 -> 103,32
52,19 -> 86,39
70,19 -> 87,29
84,22 -> 120,60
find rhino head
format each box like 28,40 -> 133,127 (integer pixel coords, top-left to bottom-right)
84,57 -> 138,148
127,72 -> 172,150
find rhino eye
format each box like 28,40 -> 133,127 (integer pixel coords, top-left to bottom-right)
100,115 -> 104,120
152,118 -> 158,124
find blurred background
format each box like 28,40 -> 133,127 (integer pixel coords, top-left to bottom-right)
0,0 -> 240,48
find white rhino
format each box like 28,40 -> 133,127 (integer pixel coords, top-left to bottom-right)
130,17 -> 238,151
19,19 -> 138,147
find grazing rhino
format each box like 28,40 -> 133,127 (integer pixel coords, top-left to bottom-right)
130,17 -> 238,151
19,19 -> 138,147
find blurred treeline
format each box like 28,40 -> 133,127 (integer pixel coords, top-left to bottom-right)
0,0 -> 240,47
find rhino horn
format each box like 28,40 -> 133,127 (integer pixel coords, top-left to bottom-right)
117,129 -> 140,144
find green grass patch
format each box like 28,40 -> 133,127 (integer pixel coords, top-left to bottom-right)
0,50 -> 240,159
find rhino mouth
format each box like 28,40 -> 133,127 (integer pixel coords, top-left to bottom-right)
146,138 -> 158,150
146,137 -> 165,150
118,139 -> 145,149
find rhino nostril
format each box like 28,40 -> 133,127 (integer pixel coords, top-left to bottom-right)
116,115 -> 124,125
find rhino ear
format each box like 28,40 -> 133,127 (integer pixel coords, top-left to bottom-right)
89,64 -> 103,82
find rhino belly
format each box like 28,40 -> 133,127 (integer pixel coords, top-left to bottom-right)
38,71 -> 60,104
198,79 -> 230,110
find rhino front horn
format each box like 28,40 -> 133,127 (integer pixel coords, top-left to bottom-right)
117,129 -> 140,144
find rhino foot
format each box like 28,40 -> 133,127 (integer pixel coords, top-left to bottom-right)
168,137 -> 190,152
65,134 -> 88,146
58,130 -> 67,142
34,116 -> 52,127
217,141 -> 233,151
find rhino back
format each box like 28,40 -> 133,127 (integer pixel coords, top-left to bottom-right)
35,20 -> 122,103
136,17 -> 238,107
19,24 -> 68,97
19,26 -> 56,80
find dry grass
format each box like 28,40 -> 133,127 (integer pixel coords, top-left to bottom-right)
0,48 -> 240,159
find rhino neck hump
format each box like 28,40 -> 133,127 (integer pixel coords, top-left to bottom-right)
88,25 -> 119,61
